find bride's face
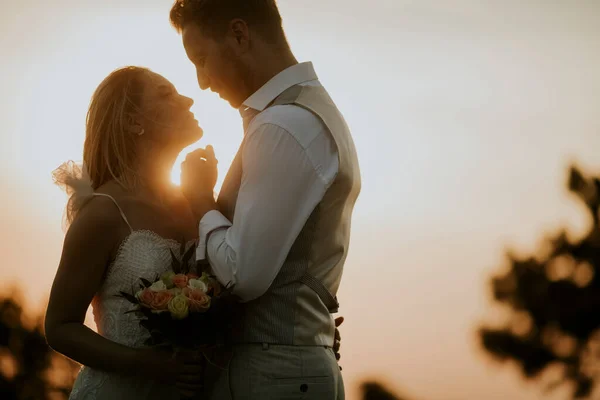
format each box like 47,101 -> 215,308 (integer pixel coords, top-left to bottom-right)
138,72 -> 203,148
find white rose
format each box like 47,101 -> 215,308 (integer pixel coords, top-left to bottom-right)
149,280 -> 167,292
188,279 -> 208,293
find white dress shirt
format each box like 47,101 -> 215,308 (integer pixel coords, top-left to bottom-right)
196,62 -> 339,302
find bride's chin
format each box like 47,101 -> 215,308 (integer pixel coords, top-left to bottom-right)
176,130 -> 203,148
191,126 -> 204,141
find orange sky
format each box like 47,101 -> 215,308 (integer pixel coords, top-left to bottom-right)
1,1 -> 600,399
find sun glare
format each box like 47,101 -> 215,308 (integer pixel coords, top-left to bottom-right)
9,8 -> 237,195
170,143 -> 202,186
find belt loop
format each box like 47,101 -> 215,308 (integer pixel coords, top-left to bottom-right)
262,343 -> 269,351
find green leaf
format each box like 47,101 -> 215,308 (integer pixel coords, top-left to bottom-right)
140,278 -> 153,288
196,259 -> 211,275
182,243 -> 196,272
124,309 -> 140,315
180,239 -> 186,257
170,249 -> 182,274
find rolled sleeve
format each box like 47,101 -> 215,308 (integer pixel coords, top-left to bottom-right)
196,210 -> 232,261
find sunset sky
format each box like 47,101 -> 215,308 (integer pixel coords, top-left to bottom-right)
1,1 -> 600,399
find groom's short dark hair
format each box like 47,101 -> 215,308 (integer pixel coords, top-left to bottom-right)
170,0 -> 287,46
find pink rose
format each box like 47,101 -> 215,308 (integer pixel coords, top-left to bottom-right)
150,290 -> 173,311
172,274 -> 189,289
183,288 -> 211,313
138,288 -> 155,308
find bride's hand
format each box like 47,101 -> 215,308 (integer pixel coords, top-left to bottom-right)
181,145 -> 218,220
182,146 -> 218,195
138,348 -> 203,392
173,349 -> 205,398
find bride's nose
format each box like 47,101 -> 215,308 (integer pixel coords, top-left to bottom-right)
182,96 -> 194,109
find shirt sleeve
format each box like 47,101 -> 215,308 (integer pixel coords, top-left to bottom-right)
198,123 -> 334,302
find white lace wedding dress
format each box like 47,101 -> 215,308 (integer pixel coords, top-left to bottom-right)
68,194 -> 193,400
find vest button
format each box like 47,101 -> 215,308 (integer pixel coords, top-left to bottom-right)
300,384 -> 309,393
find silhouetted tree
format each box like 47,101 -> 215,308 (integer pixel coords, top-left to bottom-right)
480,165 -> 600,398
0,290 -> 77,400
361,381 -> 407,400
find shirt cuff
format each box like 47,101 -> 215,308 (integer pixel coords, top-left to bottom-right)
196,210 -> 232,261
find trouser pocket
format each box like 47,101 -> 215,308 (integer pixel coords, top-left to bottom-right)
255,375 -> 335,400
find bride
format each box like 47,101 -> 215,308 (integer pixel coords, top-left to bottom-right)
45,66 -> 207,399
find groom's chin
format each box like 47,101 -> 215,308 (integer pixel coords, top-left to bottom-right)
227,98 -> 244,109
218,91 -> 245,109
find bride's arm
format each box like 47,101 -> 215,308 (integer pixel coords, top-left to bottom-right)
44,197 -> 177,383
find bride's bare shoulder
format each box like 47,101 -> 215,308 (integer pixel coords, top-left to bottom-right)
67,183 -> 131,238
70,196 -> 124,233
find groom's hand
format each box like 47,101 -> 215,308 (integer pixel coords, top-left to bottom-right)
181,146 -> 218,221
334,316 -> 344,369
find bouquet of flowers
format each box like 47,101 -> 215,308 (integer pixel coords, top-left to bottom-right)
118,241 -> 236,351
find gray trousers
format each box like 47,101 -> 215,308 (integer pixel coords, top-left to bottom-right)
207,344 -> 344,400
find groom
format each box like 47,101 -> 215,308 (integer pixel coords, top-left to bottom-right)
174,0 -> 361,398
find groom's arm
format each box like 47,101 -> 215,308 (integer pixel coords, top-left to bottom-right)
197,120 -> 338,302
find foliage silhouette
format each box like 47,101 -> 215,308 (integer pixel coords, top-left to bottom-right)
480,165 -> 600,398
361,381 -> 407,400
0,290 -> 77,400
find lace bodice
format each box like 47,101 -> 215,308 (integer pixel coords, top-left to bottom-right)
92,230 -> 194,347
69,230 -> 195,400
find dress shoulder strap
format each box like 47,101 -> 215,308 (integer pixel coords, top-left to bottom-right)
92,193 -> 134,233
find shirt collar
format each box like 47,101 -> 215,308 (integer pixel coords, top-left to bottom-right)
240,62 -> 318,113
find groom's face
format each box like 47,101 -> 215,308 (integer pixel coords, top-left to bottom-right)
182,24 -> 249,108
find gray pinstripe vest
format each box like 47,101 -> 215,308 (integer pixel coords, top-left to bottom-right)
217,84 -> 361,346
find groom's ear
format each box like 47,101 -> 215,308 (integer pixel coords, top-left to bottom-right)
228,19 -> 251,54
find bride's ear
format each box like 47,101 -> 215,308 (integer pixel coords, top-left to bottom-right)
125,113 -> 145,136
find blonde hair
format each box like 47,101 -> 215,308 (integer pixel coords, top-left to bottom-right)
84,66 -> 151,190
53,66 -> 151,226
